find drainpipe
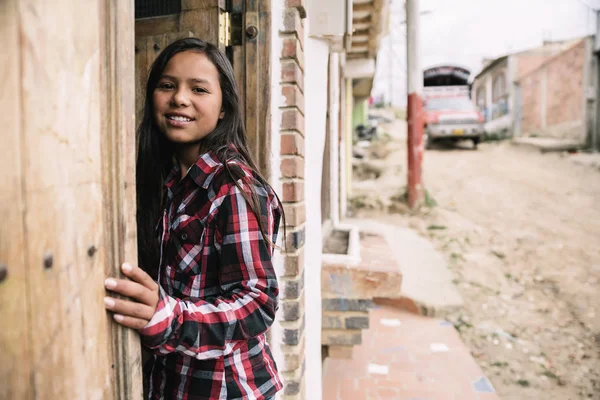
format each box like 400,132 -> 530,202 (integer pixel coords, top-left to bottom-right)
406,0 -> 424,208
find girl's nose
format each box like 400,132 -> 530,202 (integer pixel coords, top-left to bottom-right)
171,89 -> 191,107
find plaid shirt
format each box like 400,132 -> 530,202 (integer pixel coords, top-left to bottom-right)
139,151 -> 283,400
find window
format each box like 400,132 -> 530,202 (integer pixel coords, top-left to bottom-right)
492,73 -> 506,101
476,87 -> 486,108
135,0 -> 181,19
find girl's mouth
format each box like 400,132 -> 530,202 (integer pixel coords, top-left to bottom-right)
166,114 -> 194,127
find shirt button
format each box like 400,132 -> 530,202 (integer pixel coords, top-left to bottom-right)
181,233 -> 188,240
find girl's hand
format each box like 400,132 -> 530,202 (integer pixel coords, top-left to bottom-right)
104,263 -> 159,330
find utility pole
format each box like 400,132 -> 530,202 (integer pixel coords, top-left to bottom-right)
406,0 -> 424,208
388,34 -> 393,106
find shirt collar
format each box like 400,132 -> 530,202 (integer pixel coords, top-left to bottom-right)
165,151 -> 223,191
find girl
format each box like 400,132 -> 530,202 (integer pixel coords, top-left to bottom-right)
104,38 -> 283,400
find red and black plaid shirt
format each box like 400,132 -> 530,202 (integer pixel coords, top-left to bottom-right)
139,151 -> 283,400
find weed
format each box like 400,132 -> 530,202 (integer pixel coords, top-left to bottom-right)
427,224 -> 447,230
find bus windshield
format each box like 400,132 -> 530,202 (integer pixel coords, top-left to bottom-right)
425,97 -> 476,111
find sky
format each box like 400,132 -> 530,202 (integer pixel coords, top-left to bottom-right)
372,0 -> 600,105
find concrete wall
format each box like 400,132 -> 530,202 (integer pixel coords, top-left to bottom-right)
302,34 -> 330,400
520,39 -> 588,141
269,0 -> 285,386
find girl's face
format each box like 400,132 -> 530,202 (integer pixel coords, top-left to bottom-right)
153,51 -> 225,145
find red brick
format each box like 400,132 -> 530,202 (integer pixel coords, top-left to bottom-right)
280,133 -> 305,156
327,345 -> 354,360
281,35 -> 304,70
281,156 -> 304,179
282,180 -> 304,202
282,249 -> 304,276
283,201 -> 306,227
285,0 -> 306,18
281,84 -> 304,114
281,109 -> 304,134
282,8 -> 305,47
281,60 -> 304,92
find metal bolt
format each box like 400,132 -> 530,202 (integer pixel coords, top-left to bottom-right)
43,252 -> 53,269
0,264 -> 7,282
246,25 -> 258,40
87,245 -> 97,257
153,43 -> 161,51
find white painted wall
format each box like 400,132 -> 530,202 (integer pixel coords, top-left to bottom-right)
269,0 -> 285,386
329,53 -> 340,226
303,32 -> 330,400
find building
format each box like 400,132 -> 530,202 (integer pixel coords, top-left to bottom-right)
0,0 -> 388,399
517,36 -> 596,145
471,39 -> 578,139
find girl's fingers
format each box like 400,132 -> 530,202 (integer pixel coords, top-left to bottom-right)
112,313 -> 149,330
105,278 -> 155,306
104,297 -> 155,321
121,263 -> 158,291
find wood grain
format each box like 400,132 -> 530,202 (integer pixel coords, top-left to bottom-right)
0,0 -> 31,398
17,0 -> 112,398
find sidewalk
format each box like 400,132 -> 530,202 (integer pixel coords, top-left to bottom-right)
322,305 -> 500,400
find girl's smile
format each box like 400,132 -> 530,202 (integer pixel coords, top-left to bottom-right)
165,112 -> 196,127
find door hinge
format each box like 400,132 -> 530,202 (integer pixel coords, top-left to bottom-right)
219,10 -> 231,47
220,11 -> 244,47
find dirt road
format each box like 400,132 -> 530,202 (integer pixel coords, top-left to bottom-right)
350,115 -> 600,399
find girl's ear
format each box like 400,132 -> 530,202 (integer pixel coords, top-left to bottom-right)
219,110 -> 225,119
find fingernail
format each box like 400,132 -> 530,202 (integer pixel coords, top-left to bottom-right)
104,278 -> 117,289
114,314 -> 124,322
122,263 -> 132,273
104,297 -> 115,308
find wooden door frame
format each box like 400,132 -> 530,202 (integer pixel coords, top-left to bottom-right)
230,0 -> 272,179
100,0 -> 144,398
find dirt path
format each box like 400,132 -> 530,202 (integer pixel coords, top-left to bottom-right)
350,114 -> 600,399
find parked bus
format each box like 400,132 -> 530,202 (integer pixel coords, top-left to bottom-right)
423,65 -> 485,149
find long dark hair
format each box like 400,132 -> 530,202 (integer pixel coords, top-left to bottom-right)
136,37 -> 284,278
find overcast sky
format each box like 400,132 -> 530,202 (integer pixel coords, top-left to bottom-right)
372,0 -> 600,105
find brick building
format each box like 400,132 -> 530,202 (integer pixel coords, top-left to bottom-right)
471,39 -> 579,139
518,37 -> 595,144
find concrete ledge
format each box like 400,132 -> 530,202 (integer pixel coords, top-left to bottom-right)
321,222 -> 361,266
512,137 -> 586,153
344,218 -> 463,317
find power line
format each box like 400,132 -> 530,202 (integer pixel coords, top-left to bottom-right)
575,0 -> 600,11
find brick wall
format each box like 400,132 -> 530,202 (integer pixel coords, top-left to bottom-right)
546,41 -> 585,127
520,71 -> 543,134
519,40 -> 586,140
278,1 -> 307,398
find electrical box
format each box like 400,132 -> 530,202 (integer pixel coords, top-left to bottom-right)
306,0 -> 353,51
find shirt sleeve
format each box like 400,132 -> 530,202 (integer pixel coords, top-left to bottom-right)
138,180 -> 281,360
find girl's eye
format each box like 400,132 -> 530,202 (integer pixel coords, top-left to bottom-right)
157,82 -> 175,89
192,87 -> 208,94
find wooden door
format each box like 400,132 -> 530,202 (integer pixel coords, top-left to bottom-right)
0,1 -> 141,399
134,0 -> 271,177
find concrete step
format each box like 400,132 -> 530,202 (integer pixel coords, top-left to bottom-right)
343,218 -> 463,317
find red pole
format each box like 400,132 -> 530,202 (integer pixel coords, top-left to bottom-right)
406,0 -> 424,208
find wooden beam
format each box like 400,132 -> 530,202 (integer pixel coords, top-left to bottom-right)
0,1 -> 30,397
135,14 -> 180,37
101,0 -> 144,396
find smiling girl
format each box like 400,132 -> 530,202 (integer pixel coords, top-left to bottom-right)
103,38 -> 283,400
